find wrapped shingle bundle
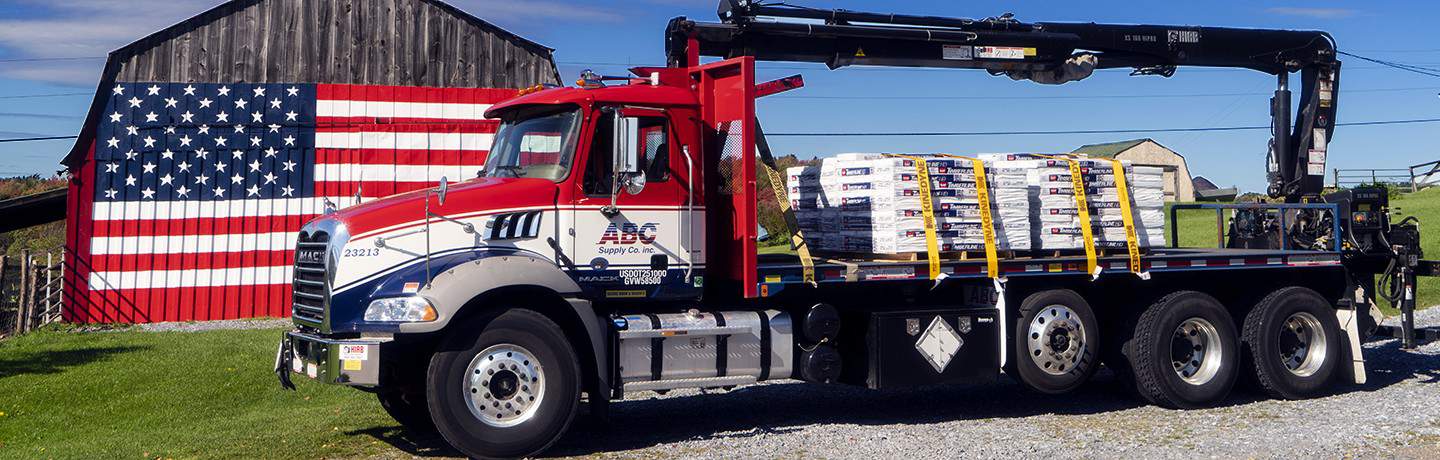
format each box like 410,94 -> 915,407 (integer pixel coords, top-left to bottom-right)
785,153 -> 1032,255
1020,157 -> 1169,250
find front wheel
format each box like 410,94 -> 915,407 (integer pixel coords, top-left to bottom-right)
1010,289 -> 1101,394
377,388 -> 435,432
427,309 -> 581,458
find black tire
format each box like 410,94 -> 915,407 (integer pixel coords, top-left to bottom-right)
1241,286 -> 1343,399
1124,291 -> 1239,409
377,388 -> 435,433
427,309 -> 581,459
1009,289 -> 1101,394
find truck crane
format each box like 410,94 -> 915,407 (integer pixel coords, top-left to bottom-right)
276,1 -> 1438,457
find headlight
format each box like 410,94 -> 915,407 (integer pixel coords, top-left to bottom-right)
364,296 -> 438,322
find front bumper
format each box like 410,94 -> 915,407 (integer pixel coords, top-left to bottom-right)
276,330 -> 389,387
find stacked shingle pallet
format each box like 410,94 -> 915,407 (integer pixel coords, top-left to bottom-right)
783,153 -> 1171,259
786,153 -> 1032,255
982,155 -> 1167,251
1031,158 -> 1166,250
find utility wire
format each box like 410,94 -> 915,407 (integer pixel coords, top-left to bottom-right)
5,118 -> 1440,143
1337,51 -> 1440,78
773,86 -> 1440,101
0,56 -> 104,63
0,136 -> 77,143
765,118 -> 1440,137
0,92 -> 92,100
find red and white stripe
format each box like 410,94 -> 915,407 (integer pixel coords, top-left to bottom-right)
75,84 -> 515,323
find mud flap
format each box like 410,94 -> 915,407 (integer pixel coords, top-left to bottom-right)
1336,307 -> 1367,385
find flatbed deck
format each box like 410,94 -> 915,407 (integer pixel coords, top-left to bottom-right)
755,247 -> 1343,294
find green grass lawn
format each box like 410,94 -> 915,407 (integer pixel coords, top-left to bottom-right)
0,326 -> 408,459
1392,188 -> 1440,309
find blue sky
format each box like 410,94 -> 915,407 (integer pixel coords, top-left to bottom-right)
1,0 -> 1437,191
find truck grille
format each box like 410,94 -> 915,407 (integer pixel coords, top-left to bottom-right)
292,230 -> 329,325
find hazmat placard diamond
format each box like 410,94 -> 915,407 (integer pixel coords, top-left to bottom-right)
914,316 -> 963,373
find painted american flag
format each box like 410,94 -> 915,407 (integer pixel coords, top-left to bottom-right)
76,82 -> 514,323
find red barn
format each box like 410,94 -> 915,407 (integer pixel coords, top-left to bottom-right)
59,0 -> 560,323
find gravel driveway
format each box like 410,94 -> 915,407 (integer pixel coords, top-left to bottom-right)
372,308 -> 1440,459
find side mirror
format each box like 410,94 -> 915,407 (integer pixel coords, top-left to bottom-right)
612,114 -> 645,195
613,115 -> 641,175
436,176 -> 448,206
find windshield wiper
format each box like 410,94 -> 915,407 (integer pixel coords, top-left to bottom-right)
492,165 -> 528,178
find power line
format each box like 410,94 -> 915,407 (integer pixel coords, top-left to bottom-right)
0,92 -> 92,100
1337,51 -> 1440,78
556,60 -> 1440,74
766,117 -> 1440,137
0,56 -> 105,63
4,118 -> 1439,144
0,136 -> 77,143
772,86 -> 1440,101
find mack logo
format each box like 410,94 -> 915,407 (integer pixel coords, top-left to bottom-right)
297,249 -> 326,265
597,223 -> 658,245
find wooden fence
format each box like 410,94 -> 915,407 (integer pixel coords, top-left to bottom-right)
1,248 -> 64,339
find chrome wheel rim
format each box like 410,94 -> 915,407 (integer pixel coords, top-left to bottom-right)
1279,312 -> 1327,377
1027,305 -> 1087,376
1172,318 -> 1223,385
464,344 -> 545,428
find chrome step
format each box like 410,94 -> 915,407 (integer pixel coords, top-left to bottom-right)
623,375 -> 758,392
616,325 -> 753,340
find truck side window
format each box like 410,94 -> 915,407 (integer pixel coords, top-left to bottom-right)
583,115 -> 670,195
583,113 -> 614,195
639,119 -> 671,183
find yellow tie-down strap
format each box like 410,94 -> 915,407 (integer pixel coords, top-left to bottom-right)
885,154 -> 942,280
760,162 -> 816,285
1108,159 -> 1148,279
1038,155 -> 1098,277
935,154 -> 999,278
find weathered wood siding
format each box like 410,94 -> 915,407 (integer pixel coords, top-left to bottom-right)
109,0 -> 559,87
1116,141 -> 1196,202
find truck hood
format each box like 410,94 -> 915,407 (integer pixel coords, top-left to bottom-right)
332,177 -> 558,239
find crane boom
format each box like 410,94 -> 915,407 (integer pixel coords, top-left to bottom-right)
665,0 -> 1341,201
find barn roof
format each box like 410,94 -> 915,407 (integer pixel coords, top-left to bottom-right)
62,0 -> 559,169
1071,138 -> 1153,158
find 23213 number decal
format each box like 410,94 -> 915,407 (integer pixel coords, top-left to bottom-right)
342,248 -> 381,258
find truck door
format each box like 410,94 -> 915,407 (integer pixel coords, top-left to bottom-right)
571,108 -> 701,301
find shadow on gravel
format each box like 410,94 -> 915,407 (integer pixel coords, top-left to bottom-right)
1338,339 -> 1440,390
547,374 -> 1149,458
354,340 -> 1440,458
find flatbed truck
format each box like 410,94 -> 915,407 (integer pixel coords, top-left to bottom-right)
276,2 -> 1440,457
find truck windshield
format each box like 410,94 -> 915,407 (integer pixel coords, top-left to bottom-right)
483,107 -> 582,181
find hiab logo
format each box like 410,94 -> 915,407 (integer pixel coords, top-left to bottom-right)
597,223 -> 659,245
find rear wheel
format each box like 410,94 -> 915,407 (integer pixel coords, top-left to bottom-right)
1010,289 -> 1101,394
1125,291 -> 1239,408
427,309 -> 581,458
1241,287 -> 1342,399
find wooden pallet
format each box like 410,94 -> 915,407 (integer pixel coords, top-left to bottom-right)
810,248 -> 1148,263
812,249 -> 1020,263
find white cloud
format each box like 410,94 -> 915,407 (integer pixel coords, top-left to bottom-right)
453,0 -> 624,25
1265,7 -> 1359,19
0,0 -> 621,85
0,1 -> 216,84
